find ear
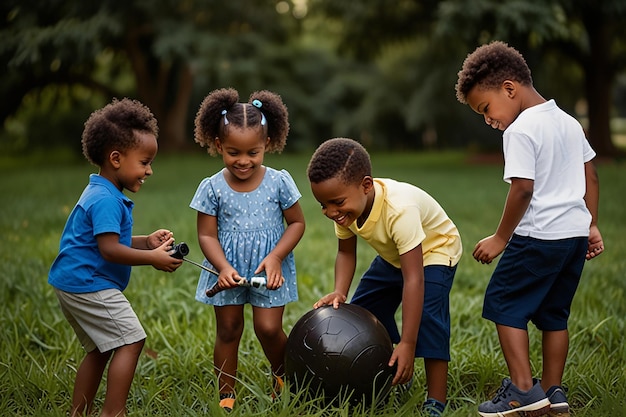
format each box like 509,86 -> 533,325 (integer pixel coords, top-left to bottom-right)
265,136 -> 271,147
502,80 -> 516,98
109,150 -> 121,168
361,176 -> 374,194
215,138 -> 223,154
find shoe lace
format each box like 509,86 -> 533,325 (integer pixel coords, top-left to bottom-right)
491,381 -> 511,404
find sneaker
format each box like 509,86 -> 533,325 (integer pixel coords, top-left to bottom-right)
546,386 -> 570,417
219,392 -> 235,412
478,378 -> 551,417
422,398 -> 446,416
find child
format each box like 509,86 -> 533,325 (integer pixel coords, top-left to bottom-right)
307,138 -> 462,416
455,40 -> 604,417
190,88 -> 305,411
48,98 -> 183,417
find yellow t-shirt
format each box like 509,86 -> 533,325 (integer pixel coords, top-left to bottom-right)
335,178 -> 462,268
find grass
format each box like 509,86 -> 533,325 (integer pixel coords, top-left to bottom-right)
0,151 -> 624,416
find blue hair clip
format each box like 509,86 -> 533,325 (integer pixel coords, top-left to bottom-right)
221,109 -> 229,125
251,100 -> 266,125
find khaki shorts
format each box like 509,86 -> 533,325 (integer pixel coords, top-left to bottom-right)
55,288 -> 146,353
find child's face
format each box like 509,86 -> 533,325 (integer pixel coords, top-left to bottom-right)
114,131 -> 158,193
466,81 -> 519,131
217,127 -> 269,184
310,176 -> 374,228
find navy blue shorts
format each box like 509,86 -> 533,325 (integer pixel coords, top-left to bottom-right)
350,255 -> 456,361
482,234 -> 587,331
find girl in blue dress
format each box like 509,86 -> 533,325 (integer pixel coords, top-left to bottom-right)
190,88 -> 305,411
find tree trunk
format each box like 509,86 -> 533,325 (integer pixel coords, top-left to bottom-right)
582,7 -> 620,157
124,28 -> 194,151
155,62 -> 194,151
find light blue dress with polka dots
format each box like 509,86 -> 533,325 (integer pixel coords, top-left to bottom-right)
190,167 -> 301,307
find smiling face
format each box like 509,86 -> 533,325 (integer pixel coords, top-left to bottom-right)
109,130 -> 158,193
466,81 -> 521,131
217,126 -> 269,188
310,176 -> 374,228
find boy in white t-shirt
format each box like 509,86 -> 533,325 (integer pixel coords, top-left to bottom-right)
456,41 -> 604,417
307,138 -> 462,416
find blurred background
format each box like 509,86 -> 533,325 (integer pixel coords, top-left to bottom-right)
2,0 -> 626,159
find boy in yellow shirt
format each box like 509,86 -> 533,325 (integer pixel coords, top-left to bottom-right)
307,137 -> 462,416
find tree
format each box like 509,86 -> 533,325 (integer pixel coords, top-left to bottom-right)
0,0 -> 293,150
308,0 -> 626,156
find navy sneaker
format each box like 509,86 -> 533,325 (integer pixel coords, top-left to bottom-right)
546,385 -> 569,417
422,398 -> 446,416
478,378 -> 550,417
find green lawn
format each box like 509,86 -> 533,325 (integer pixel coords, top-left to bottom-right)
1,151 -> 624,416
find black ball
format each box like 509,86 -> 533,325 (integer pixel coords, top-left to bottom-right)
285,304 -> 395,406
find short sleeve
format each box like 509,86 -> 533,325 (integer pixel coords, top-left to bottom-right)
90,196 -> 125,236
190,177 -> 219,215
278,169 -> 302,210
335,222 -> 355,240
503,131 -> 536,183
582,137 -> 596,163
388,205 -> 426,256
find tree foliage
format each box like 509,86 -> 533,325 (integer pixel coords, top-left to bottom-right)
1,0 -> 295,151
1,0 -> 625,155
315,0 -> 626,154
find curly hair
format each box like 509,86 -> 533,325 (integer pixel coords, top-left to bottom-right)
81,98 -> 158,167
455,41 -> 532,104
194,88 -> 290,155
307,138 -> 372,185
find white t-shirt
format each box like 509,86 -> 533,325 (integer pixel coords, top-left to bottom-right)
503,99 -> 595,239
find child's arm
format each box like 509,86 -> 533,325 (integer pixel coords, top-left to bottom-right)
313,236 -> 357,309
584,161 -> 604,259
197,212 -> 241,290
132,229 -> 174,249
255,201 -> 306,289
389,245 -> 423,386
97,231 -> 182,272
473,177 -> 533,264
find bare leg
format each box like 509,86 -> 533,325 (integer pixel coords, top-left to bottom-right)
541,330 -> 568,391
424,358 -> 448,404
252,306 -> 287,376
213,305 -> 245,394
496,324 -> 533,390
100,339 -> 145,417
70,349 -> 112,416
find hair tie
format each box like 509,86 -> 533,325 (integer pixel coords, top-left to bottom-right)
221,109 -> 229,125
251,100 -> 266,126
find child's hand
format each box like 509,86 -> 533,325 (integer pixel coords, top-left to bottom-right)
313,291 -> 347,309
473,234 -> 507,264
255,254 -> 284,290
147,229 -> 174,250
151,238 -> 183,272
586,225 -> 604,260
215,268 -> 245,291
388,341 -> 415,386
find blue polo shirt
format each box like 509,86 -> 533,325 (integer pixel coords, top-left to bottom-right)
49,174 -> 134,293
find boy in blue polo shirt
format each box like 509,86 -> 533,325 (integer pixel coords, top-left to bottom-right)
48,98 -> 182,417
456,41 -> 604,417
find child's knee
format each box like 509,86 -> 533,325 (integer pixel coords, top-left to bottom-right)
217,322 -> 244,343
254,322 -> 283,341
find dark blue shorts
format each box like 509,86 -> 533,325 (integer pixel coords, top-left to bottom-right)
350,255 -> 456,361
482,234 -> 587,331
